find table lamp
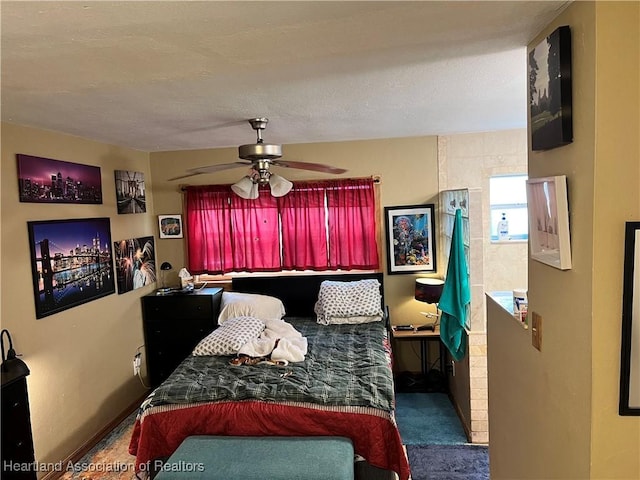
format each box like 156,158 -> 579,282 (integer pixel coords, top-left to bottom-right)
415,278 -> 444,331
158,261 -> 173,294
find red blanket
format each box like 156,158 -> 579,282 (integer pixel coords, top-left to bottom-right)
129,399 -> 410,480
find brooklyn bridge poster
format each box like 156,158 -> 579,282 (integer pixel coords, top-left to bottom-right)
27,217 -> 115,318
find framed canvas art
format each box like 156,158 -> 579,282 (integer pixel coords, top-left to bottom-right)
528,25 -> 572,151
526,175 -> 572,270
114,170 -> 146,214
113,236 -> 156,294
620,222 -> 640,415
384,204 -> 437,274
17,154 -> 102,204
27,218 -> 115,318
158,214 -> 183,239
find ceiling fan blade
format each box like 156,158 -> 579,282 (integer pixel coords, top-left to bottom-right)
167,161 -> 251,181
187,161 -> 252,174
167,171 -> 207,181
272,160 -> 347,174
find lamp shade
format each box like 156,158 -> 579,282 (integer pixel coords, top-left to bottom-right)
269,174 -> 293,197
231,176 -> 259,199
415,278 -> 444,304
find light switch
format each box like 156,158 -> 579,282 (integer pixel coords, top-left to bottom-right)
531,312 -> 542,351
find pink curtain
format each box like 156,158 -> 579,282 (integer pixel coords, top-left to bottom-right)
279,182 -> 328,270
185,185 -> 232,273
326,178 -> 379,269
185,178 -> 379,274
229,190 -> 281,272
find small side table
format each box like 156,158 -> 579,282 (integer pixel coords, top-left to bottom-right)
391,327 -> 448,392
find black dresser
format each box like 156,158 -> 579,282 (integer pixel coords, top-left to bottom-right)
1,361 -> 37,480
142,287 -> 223,387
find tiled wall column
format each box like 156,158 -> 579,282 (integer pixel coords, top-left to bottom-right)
438,130 -> 528,444
469,332 -> 489,443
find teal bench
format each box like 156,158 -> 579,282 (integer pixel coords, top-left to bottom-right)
154,436 -> 355,480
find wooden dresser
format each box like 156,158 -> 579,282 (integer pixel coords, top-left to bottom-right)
1,360 -> 36,480
141,287 -> 223,387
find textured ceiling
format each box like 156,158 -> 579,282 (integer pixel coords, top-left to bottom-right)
1,1 -> 570,152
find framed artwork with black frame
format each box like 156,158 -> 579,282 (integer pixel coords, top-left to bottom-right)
528,25 -> 573,151
384,204 -> 437,274
620,221 -> 640,416
27,217 -> 115,319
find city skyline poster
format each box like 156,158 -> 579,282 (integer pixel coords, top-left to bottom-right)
27,217 -> 115,318
17,154 -> 103,204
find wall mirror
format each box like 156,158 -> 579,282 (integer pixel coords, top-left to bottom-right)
620,221 -> 640,415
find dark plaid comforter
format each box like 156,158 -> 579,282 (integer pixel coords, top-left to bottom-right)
141,317 -> 394,413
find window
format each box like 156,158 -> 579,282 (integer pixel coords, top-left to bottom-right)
489,175 -> 528,241
184,178 -> 379,274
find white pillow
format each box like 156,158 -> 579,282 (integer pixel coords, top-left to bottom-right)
218,291 -> 286,325
319,314 -> 383,325
315,279 -> 383,325
192,316 -> 265,356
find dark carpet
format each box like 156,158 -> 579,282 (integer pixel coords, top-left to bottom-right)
396,393 -> 489,480
395,392 -> 468,445
406,444 -> 489,480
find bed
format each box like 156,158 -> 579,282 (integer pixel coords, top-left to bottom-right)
129,273 -> 410,480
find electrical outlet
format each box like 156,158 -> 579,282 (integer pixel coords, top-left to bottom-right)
133,353 -> 142,376
531,312 -> 542,351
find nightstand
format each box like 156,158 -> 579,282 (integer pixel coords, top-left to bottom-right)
141,287 -> 223,387
392,326 -> 448,393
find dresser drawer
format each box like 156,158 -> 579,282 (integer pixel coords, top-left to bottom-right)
143,295 -> 215,320
146,320 -> 212,342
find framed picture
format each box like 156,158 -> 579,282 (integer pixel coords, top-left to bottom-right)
528,25 -> 572,151
17,154 -> 103,204
27,218 -> 115,319
620,222 -> 640,415
113,236 -> 156,294
526,175 -> 572,270
384,204 -> 437,274
114,170 -> 146,214
158,214 -> 183,239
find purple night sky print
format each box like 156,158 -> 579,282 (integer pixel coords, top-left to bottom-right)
17,154 -> 103,204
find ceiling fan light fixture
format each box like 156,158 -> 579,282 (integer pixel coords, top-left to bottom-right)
231,176 -> 259,199
269,174 -> 293,197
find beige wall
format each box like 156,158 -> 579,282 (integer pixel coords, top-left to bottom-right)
590,1 -> 640,477
150,137 -> 440,372
0,123 -> 153,470
488,2 -> 640,479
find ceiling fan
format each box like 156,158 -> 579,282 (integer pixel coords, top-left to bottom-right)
168,118 -> 347,199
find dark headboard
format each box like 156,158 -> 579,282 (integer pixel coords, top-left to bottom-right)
232,273 -> 384,318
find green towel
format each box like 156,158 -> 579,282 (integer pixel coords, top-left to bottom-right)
439,208 -> 470,361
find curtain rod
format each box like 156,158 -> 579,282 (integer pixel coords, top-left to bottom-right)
179,175 -> 381,192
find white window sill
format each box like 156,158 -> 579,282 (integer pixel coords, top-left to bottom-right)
490,239 -> 528,244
